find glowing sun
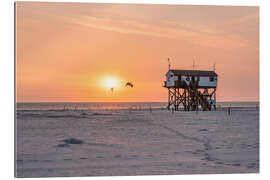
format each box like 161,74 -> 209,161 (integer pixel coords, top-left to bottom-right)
104,77 -> 118,88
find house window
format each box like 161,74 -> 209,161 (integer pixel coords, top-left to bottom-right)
170,74 -> 173,78
210,77 -> 214,82
197,76 -> 200,81
186,77 -> 190,81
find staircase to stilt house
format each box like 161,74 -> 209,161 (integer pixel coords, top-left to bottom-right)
198,91 -> 212,111
189,81 -> 212,111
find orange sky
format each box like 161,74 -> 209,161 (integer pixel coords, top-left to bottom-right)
16,2 -> 259,102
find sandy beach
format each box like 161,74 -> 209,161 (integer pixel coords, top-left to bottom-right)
16,104 -> 259,177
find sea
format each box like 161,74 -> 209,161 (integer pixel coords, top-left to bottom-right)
15,101 -> 259,177
16,101 -> 259,111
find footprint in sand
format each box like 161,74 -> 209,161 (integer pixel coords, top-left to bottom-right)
57,143 -> 70,148
114,155 -> 122,158
247,163 -> 257,169
215,161 -> 223,165
199,129 -> 208,132
63,158 -> 72,161
177,163 -> 182,166
232,163 -> 241,166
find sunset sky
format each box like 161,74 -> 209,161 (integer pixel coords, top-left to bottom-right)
16,2 -> 259,102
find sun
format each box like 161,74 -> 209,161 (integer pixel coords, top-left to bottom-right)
104,77 -> 118,88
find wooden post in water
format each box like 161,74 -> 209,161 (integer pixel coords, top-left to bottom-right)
228,107 -> 231,116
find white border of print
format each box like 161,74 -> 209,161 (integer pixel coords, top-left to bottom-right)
1,0 -> 269,180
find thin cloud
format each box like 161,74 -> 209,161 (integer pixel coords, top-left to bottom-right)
69,16 -> 169,38
66,15 -> 254,49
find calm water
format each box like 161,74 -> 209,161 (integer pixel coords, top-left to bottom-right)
16,101 -> 259,111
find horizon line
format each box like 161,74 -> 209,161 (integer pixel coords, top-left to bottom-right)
16,100 -> 260,103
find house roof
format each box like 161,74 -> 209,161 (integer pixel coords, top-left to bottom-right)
169,69 -> 217,76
